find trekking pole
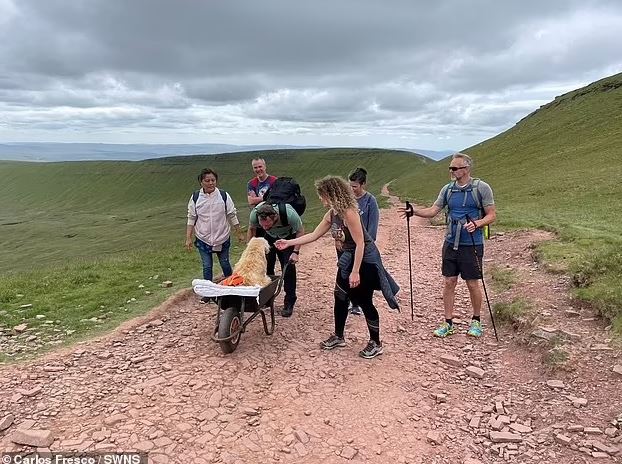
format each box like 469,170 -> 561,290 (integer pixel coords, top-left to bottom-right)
405,201 -> 415,321
465,215 -> 499,341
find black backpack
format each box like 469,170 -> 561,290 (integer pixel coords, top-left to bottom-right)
263,177 -> 306,216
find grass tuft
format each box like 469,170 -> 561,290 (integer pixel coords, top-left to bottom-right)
493,298 -> 533,328
543,346 -> 571,371
489,266 -> 518,292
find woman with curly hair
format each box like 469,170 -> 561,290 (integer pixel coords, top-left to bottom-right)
275,175 -> 399,359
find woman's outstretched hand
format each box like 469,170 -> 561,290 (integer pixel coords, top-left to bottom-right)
275,239 -> 289,251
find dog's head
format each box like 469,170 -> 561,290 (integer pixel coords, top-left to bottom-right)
246,237 -> 271,255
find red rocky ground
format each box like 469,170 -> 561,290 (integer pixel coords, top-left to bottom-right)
1,196 -> 621,463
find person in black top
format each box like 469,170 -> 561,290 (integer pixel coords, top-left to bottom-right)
276,176 -> 399,359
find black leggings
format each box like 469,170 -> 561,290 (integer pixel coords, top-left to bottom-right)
334,262 -> 380,343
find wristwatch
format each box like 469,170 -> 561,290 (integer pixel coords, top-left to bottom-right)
291,250 -> 299,255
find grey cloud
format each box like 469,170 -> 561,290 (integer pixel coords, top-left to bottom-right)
3,0 -> 605,79
183,77 -> 266,104
439,8 -> 622,93
247,88 -> 373,122
372,83 -> 444,113
1,0 -> 621,148
0,73 -> 190,109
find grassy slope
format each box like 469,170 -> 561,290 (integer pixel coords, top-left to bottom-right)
0,148 -> 428,273
391,72 -> 622,329
0,148 -> 427,360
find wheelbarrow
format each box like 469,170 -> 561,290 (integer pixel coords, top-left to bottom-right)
192,263 -> 288,354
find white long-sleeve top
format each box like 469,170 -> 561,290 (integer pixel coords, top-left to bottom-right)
187,188 -> 240,246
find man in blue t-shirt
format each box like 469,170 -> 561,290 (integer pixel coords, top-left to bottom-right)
248,202 -> 305,318
400,153 -> 496,338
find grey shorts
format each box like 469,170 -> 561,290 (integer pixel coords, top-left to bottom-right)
442,243 -> 484,280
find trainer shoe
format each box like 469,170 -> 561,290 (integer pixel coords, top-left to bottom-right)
433,322 -> 456,338
467,320 -> 483,337
200,296 -> 215,304
359,340 -> 383,359
320,334 -> 346,350
350,305 -> 363,315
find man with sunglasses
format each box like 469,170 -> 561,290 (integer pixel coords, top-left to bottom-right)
247,202 -> 304,317
400,153 -> 496,338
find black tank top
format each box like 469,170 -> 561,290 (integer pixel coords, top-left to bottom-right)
330,210 -> 373,252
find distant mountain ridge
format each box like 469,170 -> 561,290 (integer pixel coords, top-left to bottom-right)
0,142 -> 321,162
0,142 -> 454,162
402,148 -> 456,161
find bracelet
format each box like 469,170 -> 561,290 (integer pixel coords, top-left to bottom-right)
291,250 -> 299,255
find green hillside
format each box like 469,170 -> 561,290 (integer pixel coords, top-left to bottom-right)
0,148 -> 427,360
0,148 -> 427,274
391,72 -> 622,329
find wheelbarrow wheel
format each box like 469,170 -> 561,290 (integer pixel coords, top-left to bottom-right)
218,306 -> 242,354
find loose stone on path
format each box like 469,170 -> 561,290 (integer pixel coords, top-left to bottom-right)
10,429 -> 54,447
546,380 -> 565,389
465,366 -> 485,379
0,414 -> 15,431
489,431 -> 522,443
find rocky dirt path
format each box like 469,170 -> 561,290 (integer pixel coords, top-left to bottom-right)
1,195 -> 621,464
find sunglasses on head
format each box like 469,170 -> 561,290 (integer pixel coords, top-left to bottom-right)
449,166 -> 468,172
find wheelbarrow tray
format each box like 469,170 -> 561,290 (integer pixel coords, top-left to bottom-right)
218,275 -> 280,313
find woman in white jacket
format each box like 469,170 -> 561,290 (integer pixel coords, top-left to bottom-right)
185,168 -> 241,287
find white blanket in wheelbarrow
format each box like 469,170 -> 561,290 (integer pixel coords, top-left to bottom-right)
192,279 -> 261,302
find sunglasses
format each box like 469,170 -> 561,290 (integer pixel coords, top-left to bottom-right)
258,214 -> 275,219
448,166 -> 468,172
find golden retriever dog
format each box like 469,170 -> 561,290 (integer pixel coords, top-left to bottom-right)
231,237 -> 272,287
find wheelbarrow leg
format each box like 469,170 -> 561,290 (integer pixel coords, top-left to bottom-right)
213,299 -> 223,338
260,300 -> 276,335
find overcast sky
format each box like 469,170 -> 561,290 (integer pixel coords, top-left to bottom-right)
1,0 -> 621,151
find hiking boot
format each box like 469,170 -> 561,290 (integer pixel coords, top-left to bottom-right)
433,322 -> 456,338
467,319 -> 483,337
359,340 -> 383,359
350,305 -> 363,315
281,304 -> 294,318
320,334 -> 346,350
